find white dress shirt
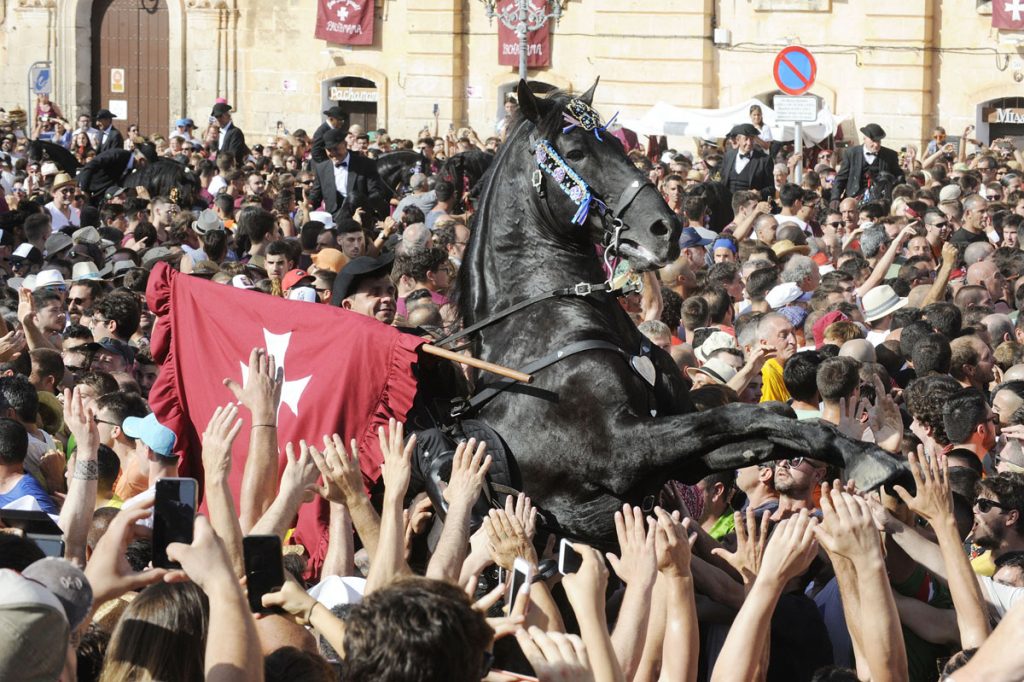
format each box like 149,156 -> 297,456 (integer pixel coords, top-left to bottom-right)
734,152 -> 752,174
333,153 -> 350,200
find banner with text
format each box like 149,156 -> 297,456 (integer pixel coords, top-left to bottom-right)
497,1 -> 551,67
315,0 -> 374,46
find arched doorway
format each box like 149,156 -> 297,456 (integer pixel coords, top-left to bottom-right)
496,80 -> 557,121
91,0 -> 170,136
321,76 -> 379,131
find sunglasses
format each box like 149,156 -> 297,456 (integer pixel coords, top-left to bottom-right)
927,221 -> 949,229
975,498 -> 1007,513
827,221 -> 843,228
778,457 -> 819,469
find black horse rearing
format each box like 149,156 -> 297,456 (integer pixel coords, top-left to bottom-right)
451,80 -> 909,545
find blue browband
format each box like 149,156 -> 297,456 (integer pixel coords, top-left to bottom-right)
532,98 -> 620,225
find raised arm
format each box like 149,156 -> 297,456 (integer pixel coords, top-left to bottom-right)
426,438 -> 490,584
654,508 -> 699,682
58,386 -> 99,567
167,516 -> 264,682
710,510 -> 819,682
562,544 -> 626,682
200,403 -> 246,577
606,504 -> 657,679
366,419 -> 415,592
249,440 -> 320,540
308,434 -> 382,559
893,450 -> 991,648
856,225 -> 917,298
814,486 -> 908,682
226,348 -> 283,532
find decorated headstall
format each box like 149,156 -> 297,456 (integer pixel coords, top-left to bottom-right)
532,98 -> 619,226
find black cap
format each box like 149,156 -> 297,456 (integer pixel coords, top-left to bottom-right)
134,142 -> 158,163
95,109 -> 115,120
859,123 -> 886,142
330,252 -> 395,306
323,106 -> 346,119
727,123 -> 760,138
211,102 -> 233,118
324,128 -> 347,148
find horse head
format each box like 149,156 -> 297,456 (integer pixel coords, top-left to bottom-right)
514,79 -> 681,271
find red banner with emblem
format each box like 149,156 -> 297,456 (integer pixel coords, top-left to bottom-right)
994,0 -> 1024,30
497,0 -> 551,67
315,0 -> 375,46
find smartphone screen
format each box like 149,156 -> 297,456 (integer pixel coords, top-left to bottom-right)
27,534 -> 65,558
243,535 -> 285,613
506,558 -> 533,612
558,539 -> 583,575
153,477 -> 198,569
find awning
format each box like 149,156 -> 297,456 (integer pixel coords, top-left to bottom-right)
619,98 -> 848,146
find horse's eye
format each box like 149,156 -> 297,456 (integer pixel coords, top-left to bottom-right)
565,149 -> 586,162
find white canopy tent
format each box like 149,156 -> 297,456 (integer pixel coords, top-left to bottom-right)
619,98 -> 848,146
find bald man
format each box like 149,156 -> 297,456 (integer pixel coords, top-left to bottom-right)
839,339 -> 876,364
967,260 -> 1010,311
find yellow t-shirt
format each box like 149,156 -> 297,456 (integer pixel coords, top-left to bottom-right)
971,550 -> 996,577
760,357 -> 790,403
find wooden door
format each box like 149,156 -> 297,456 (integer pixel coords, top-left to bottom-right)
92,0 -> 170,138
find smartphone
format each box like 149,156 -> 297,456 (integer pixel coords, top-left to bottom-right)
432,103 -> 439,116
152,477 -> 198,569
27,533 -> 65,558
506,557 -> 533,612
558,538 -> 583,575
243,535 -> 285,613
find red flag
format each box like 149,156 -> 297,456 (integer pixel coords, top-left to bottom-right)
497,0 -> 551,68
994,0 -> 1024,30
146,262 -> 422,574
315,0 -> 375,46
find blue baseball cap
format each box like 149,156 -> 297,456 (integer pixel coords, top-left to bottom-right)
122,413 -> 177,458
175,118 -> 195,128
678,227 -> 714,249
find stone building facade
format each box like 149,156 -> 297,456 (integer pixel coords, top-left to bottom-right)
1,0 -> 1023,150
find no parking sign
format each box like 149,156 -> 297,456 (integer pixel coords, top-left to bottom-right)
773,46 -> 816,96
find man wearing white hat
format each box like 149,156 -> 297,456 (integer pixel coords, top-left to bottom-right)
862,284 -> 907,346
45,173 -> 80,231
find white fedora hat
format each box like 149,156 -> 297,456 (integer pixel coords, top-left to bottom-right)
862,284 -> 908,323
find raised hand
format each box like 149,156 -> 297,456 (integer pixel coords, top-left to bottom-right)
165,515 -> 238,591
515,626 -> 595,682
562,543 -> 609,613
201,403 -> 243,480
261,577 -> 318,624
653,507 -> 694,578
836,396 -> 867,440
710,507 -> 771,584
17,287 -> 35,328
506,493 -> 538,542
485,507 -> 538,570
444,437 -> 491,508
605,504 -> 656,586
893,448 -> 952,524
84,501 -> 167,605
63,385 -> 99,455
379,418 -> 416,501
0,330 -> 26,362
280,440 -> 320,499
223,348 -> 283,423
813,482 -> 883,560
758,509 -> 819,585
308,433 -> 365,504
866,374 -> 902,453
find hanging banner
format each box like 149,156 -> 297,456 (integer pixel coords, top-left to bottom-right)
315,0 -> 374,46
497,1 -> 551,67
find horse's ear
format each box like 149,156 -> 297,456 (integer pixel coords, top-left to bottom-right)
517,80 -> 543,124
579,77 -> 600,106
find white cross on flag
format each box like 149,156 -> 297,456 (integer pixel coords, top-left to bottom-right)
994,0 -> 1024,30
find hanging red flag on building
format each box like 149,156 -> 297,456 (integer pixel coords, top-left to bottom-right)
497,0 -> 551,67
993,0 -> 1024,30
146,262 -> 422,574
315,0 -> 375,46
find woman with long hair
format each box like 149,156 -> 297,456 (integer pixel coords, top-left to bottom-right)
73,130 -> 95,164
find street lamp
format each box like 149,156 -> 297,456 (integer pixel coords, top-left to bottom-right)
480,0 -> 565,82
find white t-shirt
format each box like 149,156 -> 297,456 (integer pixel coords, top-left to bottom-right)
45,202 -> 80,231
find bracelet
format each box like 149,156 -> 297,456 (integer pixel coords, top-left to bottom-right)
252,423 -> 277,429
300,600 -> 320,626
72,459 -> 99,481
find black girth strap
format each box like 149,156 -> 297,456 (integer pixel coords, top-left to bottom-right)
452,339 -> 626,417
436,282 -> 612,348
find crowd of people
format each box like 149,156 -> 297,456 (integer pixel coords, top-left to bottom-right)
2,89 -> 1024,681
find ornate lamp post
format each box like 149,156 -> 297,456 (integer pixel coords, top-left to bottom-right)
480,0 -> 565,82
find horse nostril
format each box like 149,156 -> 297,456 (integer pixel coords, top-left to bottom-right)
649,219 -> 670,237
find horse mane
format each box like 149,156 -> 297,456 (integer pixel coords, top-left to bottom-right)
376,150 -> 426,197
438,149 -> 495,213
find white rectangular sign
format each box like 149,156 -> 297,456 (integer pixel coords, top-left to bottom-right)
773,95 -> 818,123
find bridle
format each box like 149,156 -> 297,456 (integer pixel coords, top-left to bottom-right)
528,97 -> 656,281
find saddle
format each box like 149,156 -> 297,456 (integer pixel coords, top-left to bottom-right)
412,419 -> 521,533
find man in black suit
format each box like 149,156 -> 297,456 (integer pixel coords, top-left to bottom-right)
311,106 -> 347,164
306,128 -> 388,224
831,124 -> 904,203
94,109 -> 124,153
212,102 -> 248,165
77,143 -> 157,206
721,123 -> 774,196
